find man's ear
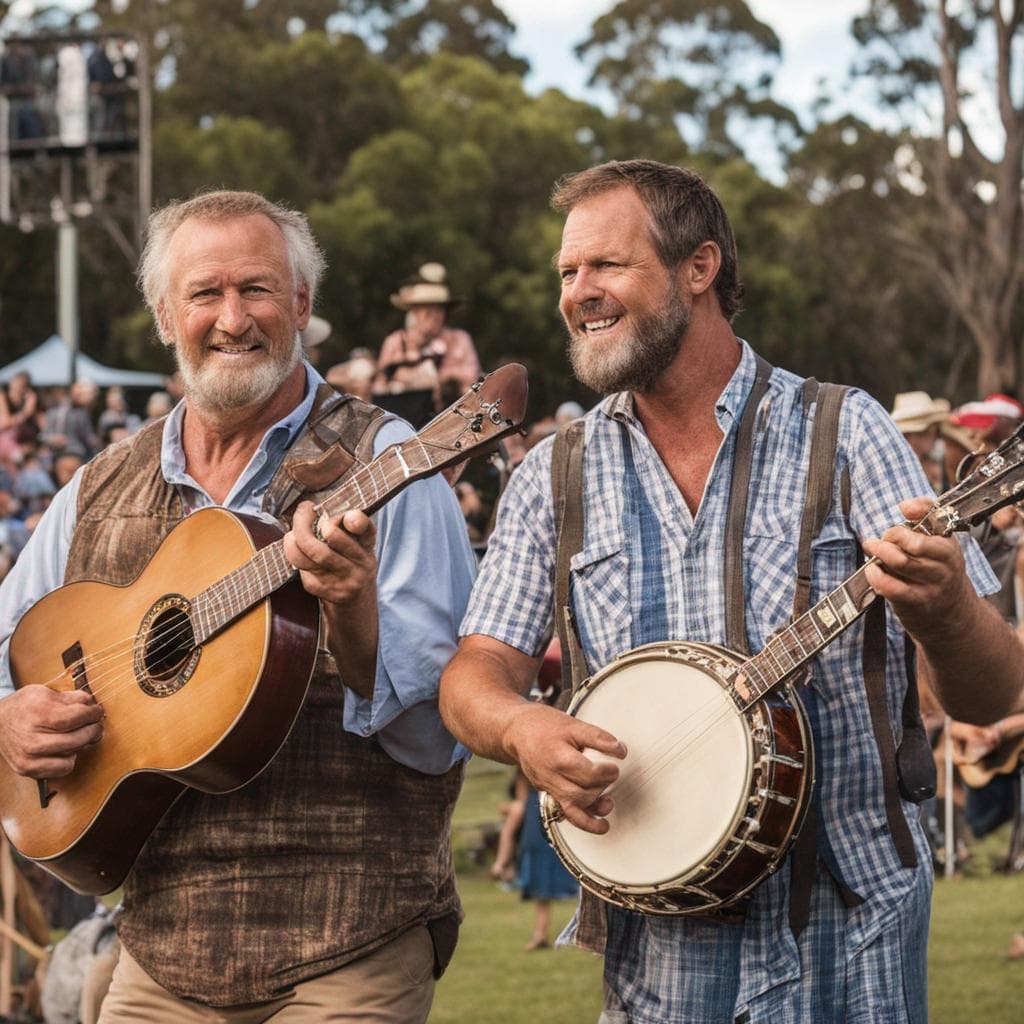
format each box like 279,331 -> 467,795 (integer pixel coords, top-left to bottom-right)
155,301 -> 174,346
295,285 -> 311,330
682,241 -> 721,299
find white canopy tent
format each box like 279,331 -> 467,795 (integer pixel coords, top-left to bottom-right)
0,335 -> 165,388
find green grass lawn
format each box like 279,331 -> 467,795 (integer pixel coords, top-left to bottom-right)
438,760 -> 1023,1023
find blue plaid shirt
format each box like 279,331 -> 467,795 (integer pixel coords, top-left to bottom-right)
462,342 -> 995,1021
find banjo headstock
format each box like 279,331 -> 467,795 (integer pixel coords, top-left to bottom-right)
920,421 -> 1024,535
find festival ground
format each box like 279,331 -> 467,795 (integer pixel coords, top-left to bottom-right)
437,759 -> 1021,1024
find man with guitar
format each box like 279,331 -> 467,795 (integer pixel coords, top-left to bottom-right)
440,160 -> 1024,1022
0,191 -> 479,1021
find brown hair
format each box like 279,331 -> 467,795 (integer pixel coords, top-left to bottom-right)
551,159 -> 743,319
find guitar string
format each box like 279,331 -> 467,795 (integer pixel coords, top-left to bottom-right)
20,445 -> 434,696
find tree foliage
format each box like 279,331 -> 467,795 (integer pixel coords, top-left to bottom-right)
575,0 -> 800,158
0,0 -> 1013,410
851,0 -> 1024,394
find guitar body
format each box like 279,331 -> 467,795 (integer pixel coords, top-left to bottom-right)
0,507 -> 319,894
959,736 -> 1024,789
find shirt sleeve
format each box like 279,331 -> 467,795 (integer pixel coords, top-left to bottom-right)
459,436 -> 558,657
341,417 -> 478,773
0,470 -> 83,696
843,390 -> 998,597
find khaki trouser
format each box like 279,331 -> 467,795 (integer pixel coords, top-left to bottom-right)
97,925 -> 435,1023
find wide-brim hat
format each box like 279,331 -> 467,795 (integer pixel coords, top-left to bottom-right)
300,314 -> 332,348
948,393 -> 1024,435
390,262 -> 463,311
940,419 -> 987,453
890,391 -> 950,434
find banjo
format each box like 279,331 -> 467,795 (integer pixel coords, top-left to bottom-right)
541,423 -> 1024,917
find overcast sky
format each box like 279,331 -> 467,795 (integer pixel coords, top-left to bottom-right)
503,0 -> 869,126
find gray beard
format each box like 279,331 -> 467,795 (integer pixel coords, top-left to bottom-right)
567,294 -> 689,395
174,338 -> 301,414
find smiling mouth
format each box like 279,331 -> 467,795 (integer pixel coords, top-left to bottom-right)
581,316 -> 621,333
209,342 -> 262,354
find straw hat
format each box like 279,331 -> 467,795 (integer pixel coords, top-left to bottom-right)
390,263 -> 463,311
300,315 -> 332,349
889,391 -> 950,434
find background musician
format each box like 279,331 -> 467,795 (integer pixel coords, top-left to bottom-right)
439,160 -> 1024,1023
0,190 -> 476,1022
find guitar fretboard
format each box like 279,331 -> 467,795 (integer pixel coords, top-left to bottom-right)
189,438 -> 451,644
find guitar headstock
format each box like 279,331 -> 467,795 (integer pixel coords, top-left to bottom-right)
921,421 -> 1024,534
415,363 -> 528,461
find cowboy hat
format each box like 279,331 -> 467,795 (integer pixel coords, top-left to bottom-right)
889,391 -> 950,434
300,314 -> 332,348
390,262 -> 463,311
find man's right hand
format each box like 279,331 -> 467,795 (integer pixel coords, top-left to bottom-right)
502,701 -> 626,835
0,686 -> 104,779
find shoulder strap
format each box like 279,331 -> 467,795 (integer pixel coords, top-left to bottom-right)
791,380 -> 848,619
551,419 -> 588,694
723,354 -> 774,654
263,385 -> 389,521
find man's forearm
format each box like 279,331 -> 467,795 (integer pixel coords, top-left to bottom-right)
915,595 -> 1024,724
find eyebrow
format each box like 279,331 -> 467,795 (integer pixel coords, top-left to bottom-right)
550,249 -> 562,270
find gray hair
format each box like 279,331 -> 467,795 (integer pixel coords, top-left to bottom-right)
137,190 -> 326,333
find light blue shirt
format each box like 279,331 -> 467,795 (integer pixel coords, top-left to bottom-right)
0,364 -> 475,774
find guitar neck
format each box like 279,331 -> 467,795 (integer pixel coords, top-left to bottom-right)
189,437 -> 462,644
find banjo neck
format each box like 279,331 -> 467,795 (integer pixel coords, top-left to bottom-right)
733,560 -> 877,708
733,418 -> 1024,708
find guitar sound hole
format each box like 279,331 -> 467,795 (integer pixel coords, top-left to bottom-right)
133,594 -> 202,697
144,607 -> 196,679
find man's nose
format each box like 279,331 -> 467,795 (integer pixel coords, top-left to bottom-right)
215,292 -> 251,336
563,267 -> 603,305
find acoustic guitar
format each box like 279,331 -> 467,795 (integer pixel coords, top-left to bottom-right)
0,365 -> 527,895
958,733 -> 1024,789
542,422 -> 1024,917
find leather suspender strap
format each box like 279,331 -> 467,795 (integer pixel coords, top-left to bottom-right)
792,380 -> 847,620
723,354 -> 774,655
551,419 -> 589,695
550,418 -> 609,953
788,379 -> 849,936
860,599 -> 918,868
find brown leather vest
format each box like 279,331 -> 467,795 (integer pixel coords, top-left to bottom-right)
64,389 -> 464,1006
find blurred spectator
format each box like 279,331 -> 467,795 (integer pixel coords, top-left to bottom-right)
300,314 -> 332,369
53,453 -> 84,489
0,372 -> 40,451
0,488 -> 29,557
376,263 -> 481,403
326,354 -> 377,402
947,393 -> 1024,446
455,481 -> 488,543
96,385 -> 141,438
0,543 -> 13,584
554,401 -> 585,425
144,390 -> 174,423
164,372 -> 185,404
41,379 -> 99,459
889,390 -> 949,492
12,447 -> 55,514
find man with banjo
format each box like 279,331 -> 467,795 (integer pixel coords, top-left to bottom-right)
0,191 -> 479,1021
440,159 -> 1024,1022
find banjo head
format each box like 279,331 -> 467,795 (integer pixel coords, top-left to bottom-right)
546,643 -> 753,890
